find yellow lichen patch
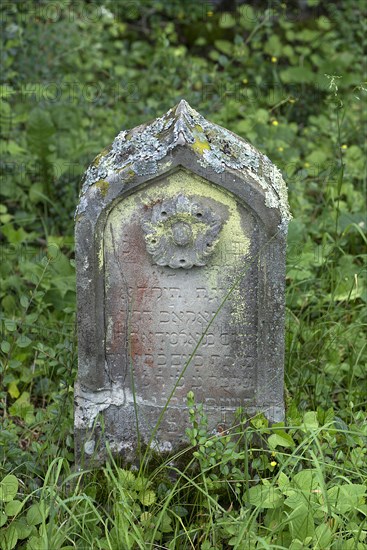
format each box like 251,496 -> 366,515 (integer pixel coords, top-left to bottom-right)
191,125 -> 210,155
192,139 -> 210,155
149,215 -> 207,242
95,179 -> 110,198
104,168 -> 251,275
93,148 -> 111,167
116,165 -> 136,181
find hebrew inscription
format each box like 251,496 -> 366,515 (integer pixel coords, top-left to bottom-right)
142,194 -> 223,268
104,169 -> 258,431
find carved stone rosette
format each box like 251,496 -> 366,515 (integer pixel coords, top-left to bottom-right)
142,194 -> 222,268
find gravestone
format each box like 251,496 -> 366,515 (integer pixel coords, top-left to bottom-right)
74,100 -> 291,464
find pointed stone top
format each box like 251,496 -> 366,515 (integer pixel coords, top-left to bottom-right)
78,100 -> 290,226
175,98 -> 190,113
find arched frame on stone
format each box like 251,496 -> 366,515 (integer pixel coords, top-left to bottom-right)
75,145 -> 287,422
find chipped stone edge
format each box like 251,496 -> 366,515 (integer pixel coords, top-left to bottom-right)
75,382 -> 285,434
76,100 -> 291,230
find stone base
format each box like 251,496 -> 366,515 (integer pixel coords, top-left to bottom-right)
74,383 -> 284,468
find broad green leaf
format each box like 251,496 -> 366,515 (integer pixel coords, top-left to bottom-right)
172,505 -> 188,517
302,411 -> 319,430
13,517 -> 34,540
333,539 -> 366,550
219,13 -> 236,28
9,392 -> 35,424
284,489 -> 320,511
140,511 -> 152,524
8,382 -> 20,399
2,296 -> 16,314
27,503 -> 45,526
280,66 -> 315,84
255,108 -> 269,123
160,511 -> 173,533
293,470 -> 319,492
315,523 -> 332,547
250,414 -> 269,430
139,490 -> 156,506
268,432 -> 295,449
0,523 -> 18,549
9,360 -> 22,370
278,472 -> 290,489
287,266 -> 314,282
247,485 -> 283,509
29,183 -> 46,204
297,29 -> 320,42
0,511 -> 7,527
1,341 -> 11,353
26,534 -> 48,550
317,16 -> 331,30
0,475 -> 18,502
239,5 -> 256,30
6,141 -> 26,155
16,335 -> 32,348
306,149 -> 329,165
5,500 -> 23,516
20,295 -> 29,309
264,35 -> 282,56
214,40 -> 232,55
288,504 -> 315,541
326,484 -> 366,514
4,320 -> 17,332
117,469 -> 135,486
1,225 -> 29,245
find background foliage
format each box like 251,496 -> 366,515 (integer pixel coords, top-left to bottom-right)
0,0 -> 366,548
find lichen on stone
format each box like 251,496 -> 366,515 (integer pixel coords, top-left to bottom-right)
76,100 -> 291,226
95,179 -> 110,198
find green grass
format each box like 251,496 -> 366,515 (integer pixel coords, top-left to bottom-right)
0,0 -> 366,548
1,414 -> 366,548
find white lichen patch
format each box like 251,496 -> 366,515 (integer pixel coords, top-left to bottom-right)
98,240 -> 104,270
76,100 -> 291,226
74,383 -> 164,429
74,382 -> 127,428
84,440 -> 96,456
150,440 -> 173,453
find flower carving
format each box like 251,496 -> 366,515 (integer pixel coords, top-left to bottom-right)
142,194 -> 222,269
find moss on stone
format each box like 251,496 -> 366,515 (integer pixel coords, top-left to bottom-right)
93,147 -> 111,167
95,179 -> 110,198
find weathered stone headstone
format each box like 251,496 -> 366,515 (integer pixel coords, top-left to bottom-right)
74,100 -> 290,464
